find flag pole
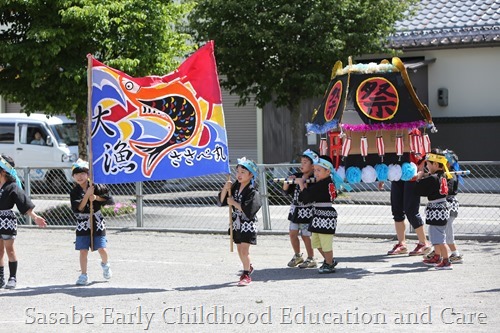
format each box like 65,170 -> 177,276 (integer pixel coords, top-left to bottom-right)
227,174 -> 234,252
86,54 -> 95,252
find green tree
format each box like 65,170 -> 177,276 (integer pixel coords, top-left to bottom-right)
188,0 -> 418,157
0,0 -> 195,159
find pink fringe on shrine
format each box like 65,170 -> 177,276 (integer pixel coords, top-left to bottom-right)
341,120 -> 427,132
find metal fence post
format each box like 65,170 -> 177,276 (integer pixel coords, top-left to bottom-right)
24,167 -> 33,225
135,182 -> 144,228
258,165 -> 272,230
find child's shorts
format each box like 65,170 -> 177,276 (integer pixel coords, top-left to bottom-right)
75,235 -> 108,251
0,234 -> 16,240
429,225 -> 446,245
289,222 -> 312,237
311,233 -> 334,252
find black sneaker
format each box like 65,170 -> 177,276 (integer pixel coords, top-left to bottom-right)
318,261 -> 327,273
319,263 -> 337,274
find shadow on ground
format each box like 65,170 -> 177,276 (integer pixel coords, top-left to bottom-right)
0,283 -> 169,298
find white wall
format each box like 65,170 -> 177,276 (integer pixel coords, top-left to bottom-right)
403,47 -> 500,118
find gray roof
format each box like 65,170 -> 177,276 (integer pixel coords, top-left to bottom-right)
389,0 -> 500,49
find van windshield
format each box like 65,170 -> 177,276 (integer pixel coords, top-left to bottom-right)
49,123 -> 79,146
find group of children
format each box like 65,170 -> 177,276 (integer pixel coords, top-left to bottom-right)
0,156 -> 114,289
219,150 -> 344,286
220,147 -> 464,286
385,147 -> 463,270
0,146 -> 464,289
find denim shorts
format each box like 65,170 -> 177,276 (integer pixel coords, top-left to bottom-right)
0,234 -> 16,240
289,222 -> 312,237
429,225 -> 447,245
75,235 -> 107,251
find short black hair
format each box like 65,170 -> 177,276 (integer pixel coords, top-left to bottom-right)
319,155 -> 333,164
72,167 -> 89,175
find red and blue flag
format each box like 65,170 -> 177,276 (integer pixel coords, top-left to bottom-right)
88,41 -> 229,184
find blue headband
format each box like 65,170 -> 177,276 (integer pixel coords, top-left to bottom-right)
302,149 -> 319,163
72,159 -> 89,171
237,157 -> 258,179
444,150 -> 464,184
314,158 -> 352,192
0,156 -> 23,188
314,158 -> 334,172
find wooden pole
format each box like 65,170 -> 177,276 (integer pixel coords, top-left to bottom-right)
227,174 -> 233,252
86,55 -> 95,251
272,177 -> 316,184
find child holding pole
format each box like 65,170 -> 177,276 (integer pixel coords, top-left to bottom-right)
424,149 -> 464,263
218,157 -> 261,286
416,149 -> 453,270
70,159 -> 114,285
296,155 -> 342,274
283,149 -> 318,268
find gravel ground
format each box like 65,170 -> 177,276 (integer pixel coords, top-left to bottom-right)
0,228 -> 499,332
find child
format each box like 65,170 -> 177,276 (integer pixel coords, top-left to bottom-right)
70,159 -> 114,285
296,155 -> 339,274
424,149 -> 463,263
416,149 -> 452,270
283,149 -> 317,268
218,157 -> 262,286
0,154 -> 47,289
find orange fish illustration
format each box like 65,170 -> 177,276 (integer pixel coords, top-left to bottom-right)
120,78 -> 202,177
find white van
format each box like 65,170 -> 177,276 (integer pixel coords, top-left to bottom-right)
0,113 -> 78,189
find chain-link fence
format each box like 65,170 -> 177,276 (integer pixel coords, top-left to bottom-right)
17,162 -> 500,238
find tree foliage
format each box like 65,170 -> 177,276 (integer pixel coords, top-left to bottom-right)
189,0 -> 417,157
189,0 -> 417,110
0,0 -> 195,157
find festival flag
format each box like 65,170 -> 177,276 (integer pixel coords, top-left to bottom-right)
88,41 -> 229,184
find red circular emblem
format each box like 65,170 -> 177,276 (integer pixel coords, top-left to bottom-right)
356,77 -> 399,120
324,80 -> 342,121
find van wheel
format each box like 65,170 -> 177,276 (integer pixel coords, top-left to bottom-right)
47,170 -> 69,194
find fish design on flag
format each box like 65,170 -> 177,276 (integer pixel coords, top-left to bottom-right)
120,78 -> 203,176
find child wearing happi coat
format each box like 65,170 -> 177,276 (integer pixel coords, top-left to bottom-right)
0,154 -> 47,289
424,149 -> 464,264
70,159 -> 115,285
417,149 -> 453,270
218,157 -> 262,286
296,155 -> 343,274
283,149 -> 318,269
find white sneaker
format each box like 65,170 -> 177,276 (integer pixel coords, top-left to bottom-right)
76,274 -> 89,285
5,277 -> 16,289
298,257 -> 318,268
101,262 -> 112,279
287,253 -> 304,267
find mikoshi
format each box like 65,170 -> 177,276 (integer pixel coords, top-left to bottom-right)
306,57 -> 437,184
